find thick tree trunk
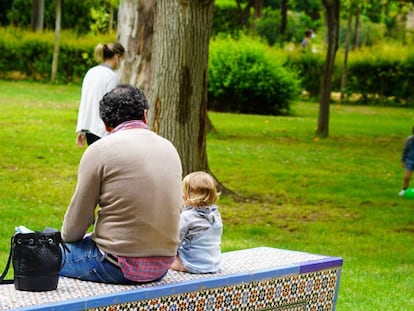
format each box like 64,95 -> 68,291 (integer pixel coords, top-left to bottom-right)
148,0 -> 214,176
117,0 -> 154,94
317,0 -> 340,137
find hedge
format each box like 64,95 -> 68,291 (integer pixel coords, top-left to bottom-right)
286,43 -> 414,106
0,28 -> 114,82
1,27 -> 414,110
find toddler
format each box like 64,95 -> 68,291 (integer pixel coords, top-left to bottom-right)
171,171 -> 223,273
399,125 -> 414,196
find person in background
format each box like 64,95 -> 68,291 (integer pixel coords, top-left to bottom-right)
301,29 -> 314,50
61,84 -> 183,284
76,42 -> 125,147
170,171 -> 223,274
399,125 -> 414,196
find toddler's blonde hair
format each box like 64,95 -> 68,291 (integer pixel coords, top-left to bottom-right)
182,171 -> 218,207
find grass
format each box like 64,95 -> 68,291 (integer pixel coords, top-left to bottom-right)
0,79 -> 413,310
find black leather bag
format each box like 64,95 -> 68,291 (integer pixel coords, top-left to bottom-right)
0,228 -> 68,291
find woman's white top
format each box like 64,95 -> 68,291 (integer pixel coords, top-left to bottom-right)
76,64 -> 119,138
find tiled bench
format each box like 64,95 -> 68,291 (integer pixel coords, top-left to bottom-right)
0,247 -> 343,311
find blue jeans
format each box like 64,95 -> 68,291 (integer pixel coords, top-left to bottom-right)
405,159 -> 414,171
60,236 -> 135,284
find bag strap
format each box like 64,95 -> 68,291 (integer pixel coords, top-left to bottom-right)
0,236 -> 14,284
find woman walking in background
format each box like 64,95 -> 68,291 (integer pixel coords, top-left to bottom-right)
76,42 -> 125,147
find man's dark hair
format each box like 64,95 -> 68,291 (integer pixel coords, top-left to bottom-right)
100,84 -> 149,129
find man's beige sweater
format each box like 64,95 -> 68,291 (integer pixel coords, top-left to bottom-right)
61,128 -> 182,257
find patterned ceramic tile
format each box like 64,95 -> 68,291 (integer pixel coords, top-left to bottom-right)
0,247 -> 342,311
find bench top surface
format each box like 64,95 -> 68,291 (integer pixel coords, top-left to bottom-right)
0,247 -> 342,310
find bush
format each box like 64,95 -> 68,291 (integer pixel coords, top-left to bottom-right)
208,36 -> 301,115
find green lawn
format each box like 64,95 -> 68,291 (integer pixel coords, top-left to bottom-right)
0,80 -> 413,310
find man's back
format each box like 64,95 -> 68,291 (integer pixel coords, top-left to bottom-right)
62,128 -> 182,257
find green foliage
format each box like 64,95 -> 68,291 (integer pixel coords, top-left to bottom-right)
255,8 -> 282,46
212,1 -> 242,37
339,16 -> 387,48
255,9 -> 321,46
89,7 -> 110,34
208,36 -> 301,115
3,0 -> 116,34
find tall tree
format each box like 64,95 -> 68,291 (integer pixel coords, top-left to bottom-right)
317,0 -> 340,137
118,0 -> 214,177
280,0 -> 288,36
340,10 -> 352,104
31,0 -> 44,32
236,0 -> 263,28
148,0 -> 214,176
107,0 -> 120,34
51,0 -> 61,83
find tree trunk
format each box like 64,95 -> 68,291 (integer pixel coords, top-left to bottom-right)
317,0 -> 340,138
280,0 -> 288,36
253,0 -> 263,19
148,0 -> 214,176
117,0 -> 154,94
353,7 -> 360,49
31,0 -> 44,32
236,0 -> 255,28
340,11 -> 352,104
51,0 -> 61,83
108,3 -> 114,34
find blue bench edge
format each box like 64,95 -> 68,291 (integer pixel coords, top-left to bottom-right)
15,256 -> 343,311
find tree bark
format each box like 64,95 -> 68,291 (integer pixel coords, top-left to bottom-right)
148,0 -> 214,176
353,7 -> 360,49
117,0 -> 154,94
317,0 -> 340,138
31,0 -> 44,32
236,0 -> 255,28
253,0 -> 263,19
340,11 -> 352,104
280,0 -> 288,36
51,0 -> 61,83
108,3 -> 114,34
